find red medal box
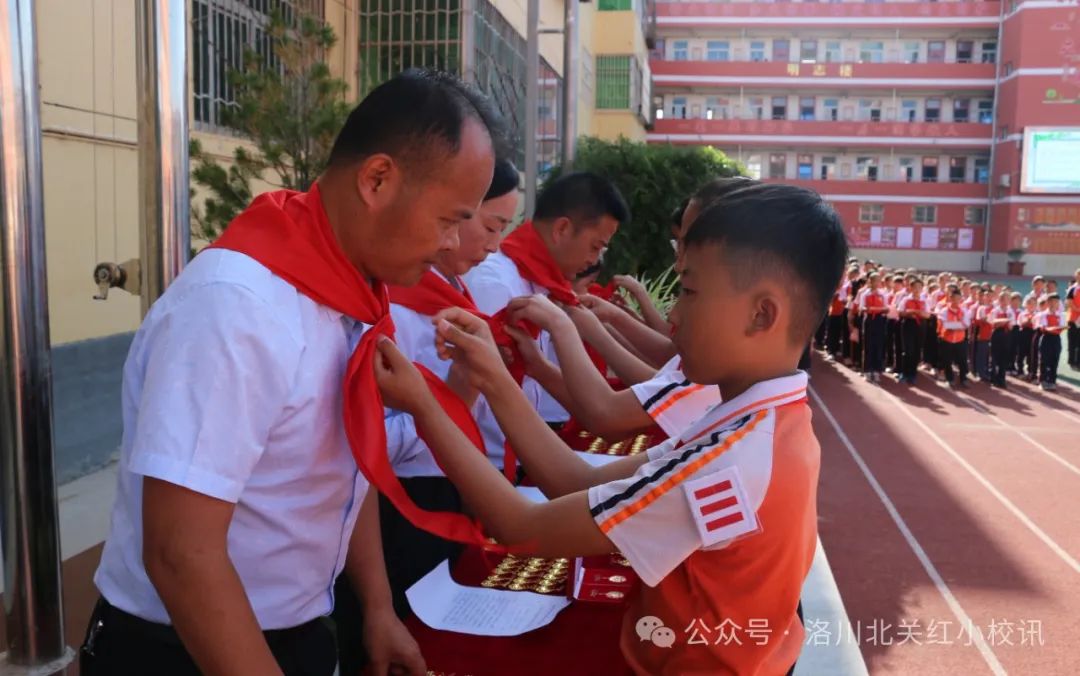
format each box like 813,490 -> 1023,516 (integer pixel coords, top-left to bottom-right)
569,553 -> 639,604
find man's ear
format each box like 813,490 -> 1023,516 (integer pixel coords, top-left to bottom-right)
550,216 -> 574,244
355,154 -> 400,208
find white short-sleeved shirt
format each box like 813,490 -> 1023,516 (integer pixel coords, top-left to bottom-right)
94,249 -> 406,630
630,356 -> 721,437
588,372 -> 809,587
387,272 -> 541,477
465,251 -> 570,423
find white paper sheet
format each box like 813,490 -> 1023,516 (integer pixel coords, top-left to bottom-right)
574,451 -> 624,467
406,561 -> 571,636
515,485 -> 548,503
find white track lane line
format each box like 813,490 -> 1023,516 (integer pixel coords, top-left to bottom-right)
1010,387 -> 1080,426
809,386 -> 1007,676
872,382 -> 1080,575
925,378 -> 1080,479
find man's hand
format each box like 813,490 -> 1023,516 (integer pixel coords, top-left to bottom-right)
506,295 -> 571,332
505,324 -> 553,378
374,337 -> 434,415
431,308 -> 514,395
361,606 -> 426,676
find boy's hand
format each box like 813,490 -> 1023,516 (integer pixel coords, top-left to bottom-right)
564,303 -> 608,343
506,295 -> 571,331
374,337 -> 434,415
578,294 -> 624,324
432,309 -> 514,394
613,275 -> 647,298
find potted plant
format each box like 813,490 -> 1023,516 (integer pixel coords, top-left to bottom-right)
1006,248 -> 1026,276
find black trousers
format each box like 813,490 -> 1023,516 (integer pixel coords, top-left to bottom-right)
863,314 -> 887,374
886,319 -> 902,371
80,598 -> 336,676
815,316 -> 828,348
333,477 -> 465,675
1031,332 -> 1044,379
1017,327 -> 1035,375
1008,326 -> 1021,372
826,312 -> 846,356
1069,322 -> 1080,367
923,316 -> 939,367
941,340 -> 969,384
990,328 -> 1011,386
1041,333 -> 1062,385
901,318 -> 922,380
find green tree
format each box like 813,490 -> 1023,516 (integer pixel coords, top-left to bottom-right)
545,137 -> 744,281
190,9 -> 351,242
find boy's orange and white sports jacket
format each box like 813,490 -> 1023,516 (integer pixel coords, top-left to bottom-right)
589,372 -> 817,675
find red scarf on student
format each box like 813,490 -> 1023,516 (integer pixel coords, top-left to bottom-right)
500,222 -> 608,376
211,186 -> 495,547
390,271 -> 531,481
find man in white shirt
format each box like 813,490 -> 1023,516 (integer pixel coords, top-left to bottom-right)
81,70 -> 505,676
465,172 -> 630,424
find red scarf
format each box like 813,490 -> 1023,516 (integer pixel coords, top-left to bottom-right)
211,186 -> 495,547
390,271 -> 530,481
500,222 -> 608,376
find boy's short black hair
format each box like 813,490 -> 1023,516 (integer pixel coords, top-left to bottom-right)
949,287 -> 962,297
691,176 -> 756,208
485,158 -> 520,201
671,199 -> 690,229
534,172 -> 631,229
682,183 -> 848,346
1047,292 -> 1061,302
327,69 -> 509,177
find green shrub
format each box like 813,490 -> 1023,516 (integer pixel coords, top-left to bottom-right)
545,137 -> 744,280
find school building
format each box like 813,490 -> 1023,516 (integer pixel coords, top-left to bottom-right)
647,0 -> 1080,276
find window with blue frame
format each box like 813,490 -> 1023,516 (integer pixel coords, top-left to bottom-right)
673,40 -> 688,61
706,40 -> 730,62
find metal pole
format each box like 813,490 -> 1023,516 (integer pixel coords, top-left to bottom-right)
981,0 -> 1006,273
136,0 -> 190,317
524,0 -> 540,215
460,0 -> 476,83
561,0 -> 579,169
0,0 -> 72,671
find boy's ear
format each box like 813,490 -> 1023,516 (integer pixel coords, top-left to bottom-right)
748,291 -> 780,336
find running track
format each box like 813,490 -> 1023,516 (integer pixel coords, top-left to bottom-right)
809,358 -> 1080,675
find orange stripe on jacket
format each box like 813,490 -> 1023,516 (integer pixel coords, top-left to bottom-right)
599,410 -> 768,534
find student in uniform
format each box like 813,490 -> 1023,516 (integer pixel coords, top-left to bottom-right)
1067,269 -> 1080,369
988,291 -> 1016,388
939,288 -> 972,389
1007,292 -> 1023,376
885,274 -> 905,374
1016,296 -> 1037,380
1031,296 -> 1048,381
824,274 -> 849,362
78,70 -> 507,676
924,280 -> 943,373
899,278 -> 930,384
464,172 -> 630,426
1024,275 -> 1047,307
859,273 -> 889,383
334,159 -> 521,645
973,289 -> 994,382
1038,294 -> 1067,391
373,182 -> 847,675
847,268 -> 867,370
